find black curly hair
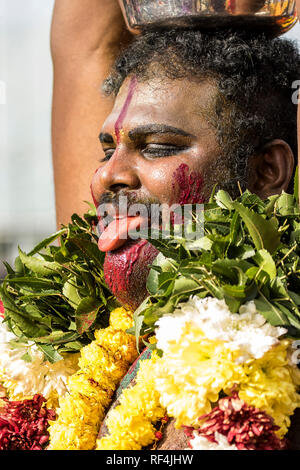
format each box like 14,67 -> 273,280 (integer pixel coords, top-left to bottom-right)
103,29 -> 300,195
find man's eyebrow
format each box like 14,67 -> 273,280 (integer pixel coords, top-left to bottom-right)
128,124 -> 195,140
99,132 -> 114,144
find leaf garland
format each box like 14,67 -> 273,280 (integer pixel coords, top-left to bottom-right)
134,189 -> 300,347
2,188 -> 300,360
0,207 -> 118,362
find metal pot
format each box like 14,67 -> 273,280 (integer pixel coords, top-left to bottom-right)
118,0 -> 298,37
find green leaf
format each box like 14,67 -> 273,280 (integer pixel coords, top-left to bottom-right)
171,276 -> 203,299
27,229 -> 65,256
133,298 -> 149,353
294,166 -> 299,203
21,352 -> 33,363
215,190 -> 234,210
264,194 -> 281,216
63,277 -> 82,308
228,211 -> 240,248
232,202 -> 280,254
0,284 -> 49,338
18,290 -> 63,300
212,259 -> 251,283
75,297 -> 102,334
83,200 -> 97,212
61,340 -> 84,351
253,249 -> 277,280
70,237 -> 105,266
38,344 -> 64,363
185,236 -> 213,252
18,248 -> 63,277
224,296 -> 241,313
276,192 -> 299,216
254,296 -> 288,327
147,268 -> 160,296
2,261 -> 15,275
34,330 -> 79,345
139,230 -> 182,261
222,282 -> 257,301
6,277 -> 61,289
273,302 -> 300,330
288,290 -> 300,306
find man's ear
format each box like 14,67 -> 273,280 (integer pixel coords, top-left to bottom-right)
247,139 -> 295,198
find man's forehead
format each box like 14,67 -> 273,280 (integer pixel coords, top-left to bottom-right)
102,76 -> 217,136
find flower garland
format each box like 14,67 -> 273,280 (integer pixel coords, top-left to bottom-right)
0,317 -> 80,409
184,393 -> 287,450
95,297 -> 300,450
153,297 -> 300,437
48,307 -> 138,450
1,295 -> 300,450
96,351 -> 166,450
0,394 -> 55,450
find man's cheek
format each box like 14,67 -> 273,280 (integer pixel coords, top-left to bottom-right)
142,166 -> 173,202
172,163 -> 205,205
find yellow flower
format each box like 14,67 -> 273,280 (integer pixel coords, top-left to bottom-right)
49,308 -> 138,450
96,352 -> 165,450
153,324 -> 246,428
153,323 -> 300,437
0,352 -> 80,409
98,417 -> 156,450
109,307 -> 134,331
49,392 -> 105,450
237,340 -> 300,437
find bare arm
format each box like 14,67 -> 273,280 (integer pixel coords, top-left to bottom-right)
51,0 -> 131,226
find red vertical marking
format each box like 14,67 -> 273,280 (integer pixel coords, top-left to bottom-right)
172,163 -> 205,205
114,76 -> 137,144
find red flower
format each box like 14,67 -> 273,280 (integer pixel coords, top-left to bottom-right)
0,299 -> 4,319
184,393 -> 287,450
0,394 -> 55,450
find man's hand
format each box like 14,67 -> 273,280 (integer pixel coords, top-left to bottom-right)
51,0 -> 131,227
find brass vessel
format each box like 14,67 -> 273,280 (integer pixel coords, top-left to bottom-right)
118,0 -> 298,36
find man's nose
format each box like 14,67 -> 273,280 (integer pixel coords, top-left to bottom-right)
97,148 -> 140,192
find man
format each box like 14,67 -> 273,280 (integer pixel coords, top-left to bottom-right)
51,1 -> 299,310
90,29 -> 299,309
50,1 -> 300,449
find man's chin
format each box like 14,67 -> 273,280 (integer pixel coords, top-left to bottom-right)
103,239 -> 159,311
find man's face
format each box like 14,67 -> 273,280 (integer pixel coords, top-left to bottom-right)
92,75 -> 222,208
91,75 -> 225,309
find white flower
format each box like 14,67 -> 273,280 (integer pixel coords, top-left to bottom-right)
0,319 -> 79,400
155,296 -> 286,363
186,431 -> 239,450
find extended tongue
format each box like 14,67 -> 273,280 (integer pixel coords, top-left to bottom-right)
97,216 -> 145,252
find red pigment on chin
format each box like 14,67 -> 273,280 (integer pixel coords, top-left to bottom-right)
103,240 -> 158,310
172,163 -> 205,205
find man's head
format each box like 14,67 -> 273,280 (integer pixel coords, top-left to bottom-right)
91,29 -> 300,309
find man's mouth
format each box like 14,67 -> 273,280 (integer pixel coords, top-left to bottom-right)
97,215 -> 148,252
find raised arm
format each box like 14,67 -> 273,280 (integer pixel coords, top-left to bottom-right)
51,0 -> 131,226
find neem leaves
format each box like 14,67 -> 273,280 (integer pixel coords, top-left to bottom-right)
0,209 -> 117,362
134,189 -> 300,341
2,188 -> 300,362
